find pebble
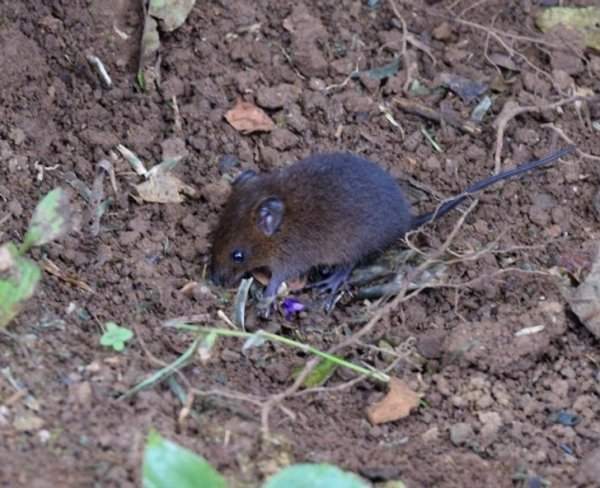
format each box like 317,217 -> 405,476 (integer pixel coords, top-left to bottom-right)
8,199 -> 23,217
576,447 -> 600,485
450,422 -> 474,446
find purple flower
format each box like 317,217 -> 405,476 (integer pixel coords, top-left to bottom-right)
281,298 -> 305,320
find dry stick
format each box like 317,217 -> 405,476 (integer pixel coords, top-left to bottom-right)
394,97 -> 482,135
387,0 -> 417,92
492,95 -> 588,173
259,200 -> 480,438
541,123 -> 600,162
430,11 -> 562,94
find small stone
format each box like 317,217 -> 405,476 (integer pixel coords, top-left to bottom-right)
514,128 -> 540,145
552,69 -> 573,92
202,180 -> 231,209
422,426 -> 439,442
434,374 -> 452,397
451,395 -> 467,408
308,78 -> 325,91
522,72 -> 551,97
259,146 -> 280,169
0,140 -> 13,161
450,422 -> 474,446
161,76 -> 185,98
416,332 -> 445,359
465,145 -> 487,161
181,216 -> 209,239
576,447 -> 600,485
13,412 -> 44,432
359,73 -> 380,92
69,381 -> 93,407
256,83 -> 301,109
444,47 -> 469,64
545,224 -> 562,238
119,231 -> 139,246
8,200 -> 23,217
476,393 -> 494,410
432,22 -> 452,41
551,49 -> 583,75
423,155 -> 441,171
344,95 -> 372,113
551,379 -> 569,400
192,285 -> 216,302
8,155 -> 27,172
478,411 -> 502,444
9,128 -> 26,146
269,128 -> 298,150
403,130 -> 422,152
528,205 -> 550,227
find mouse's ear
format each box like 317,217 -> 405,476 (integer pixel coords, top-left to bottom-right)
233,169 -> 257,186
257,197 -> 284,236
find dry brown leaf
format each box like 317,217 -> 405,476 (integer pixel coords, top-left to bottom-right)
366,377 -> 421,425
135,174 -> 197,203
566,246 -> 600,339
225,100 -> 275,134
42,259 -> 94,294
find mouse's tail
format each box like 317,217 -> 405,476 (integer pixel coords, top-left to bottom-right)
412,145 -> 577,229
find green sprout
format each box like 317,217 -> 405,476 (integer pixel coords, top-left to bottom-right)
100,322 -> 134,352
0,188 -> 71,328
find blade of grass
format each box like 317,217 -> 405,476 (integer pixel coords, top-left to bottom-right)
119,335 -> 202,400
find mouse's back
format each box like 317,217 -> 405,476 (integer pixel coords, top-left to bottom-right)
275,152 -> 412,267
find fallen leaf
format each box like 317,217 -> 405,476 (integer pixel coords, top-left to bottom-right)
565,245 -> 600,339
536,6 -> 600,51
135,174 -> 198,203
42,258 -> 94,294
149,0 -> 196,32
366,377 -> 421,425
225,100 -> 275,134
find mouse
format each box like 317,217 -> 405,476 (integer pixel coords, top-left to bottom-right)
210,145 -> 575,311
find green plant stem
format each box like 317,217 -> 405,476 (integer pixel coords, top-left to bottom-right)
17,241 -> 31,256
119,335 -> 202,399
173,324 -> 390,383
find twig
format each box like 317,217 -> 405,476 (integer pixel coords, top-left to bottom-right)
171,95 -> 183,135
394,97 -> 481,135
541,124 -> 600,162
492,96 -> 587,173
388,0 -> 417,91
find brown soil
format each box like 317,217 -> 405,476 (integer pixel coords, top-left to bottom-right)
1,1 -> 599,487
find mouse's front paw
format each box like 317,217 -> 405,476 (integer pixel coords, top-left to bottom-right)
256,295 -> 276,319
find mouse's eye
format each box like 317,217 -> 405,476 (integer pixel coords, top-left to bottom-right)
231,250 -> 245,263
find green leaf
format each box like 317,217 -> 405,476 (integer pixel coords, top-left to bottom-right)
143,430 -> 228,488
264,464 -> 368,488
293,359 -> 338,388
22,188 -> 71,252
100,322 -> 134,352
352,57 -> 401,81
0,243 -> 42,328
